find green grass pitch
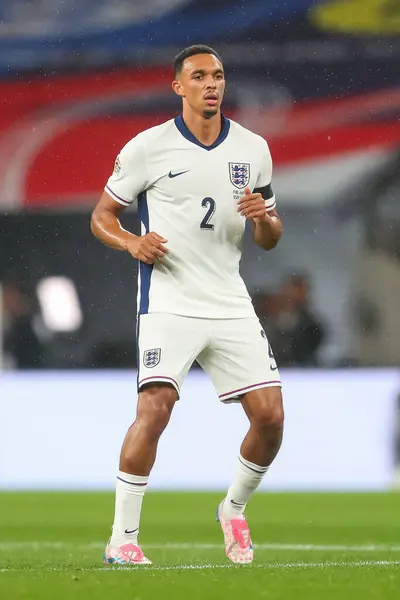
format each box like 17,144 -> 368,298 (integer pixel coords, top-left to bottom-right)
0,491 -> 399,599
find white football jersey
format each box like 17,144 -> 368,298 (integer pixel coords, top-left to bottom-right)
105,115 -> 276,318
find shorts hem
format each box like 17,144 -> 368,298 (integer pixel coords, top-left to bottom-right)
138,376 -> 180,397
219,380 -> 282,403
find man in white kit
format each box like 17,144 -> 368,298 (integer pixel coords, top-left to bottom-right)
91,45 -> 284,566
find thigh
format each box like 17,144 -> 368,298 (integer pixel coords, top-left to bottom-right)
137,313 -> 207,397
198,318 -> 282,403
241,386 -> 284,422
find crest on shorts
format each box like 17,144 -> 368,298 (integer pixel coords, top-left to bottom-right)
113,155 -> 122,175
229,163 -> 250,189
143,348 -> 161,368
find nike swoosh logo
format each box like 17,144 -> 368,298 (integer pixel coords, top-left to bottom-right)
168,170 -> 190,178
124,528 -> 139,534
271,365 -> 279,371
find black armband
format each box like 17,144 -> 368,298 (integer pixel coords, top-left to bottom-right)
254,183 -> 274,200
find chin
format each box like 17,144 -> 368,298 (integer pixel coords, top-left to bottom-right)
202,107 -> 219,119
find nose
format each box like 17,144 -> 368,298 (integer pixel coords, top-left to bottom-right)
205,75 -> 216,88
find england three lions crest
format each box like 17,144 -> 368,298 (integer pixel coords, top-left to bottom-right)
229,163 -> 250,189
143,348 -> 161,368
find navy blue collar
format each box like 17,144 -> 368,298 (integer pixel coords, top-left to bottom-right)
174,114 -> 230,150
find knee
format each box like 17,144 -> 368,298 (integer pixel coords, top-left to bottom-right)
249,389 -> 284,433
256,406 -> 284,434
136,385 -> 177,437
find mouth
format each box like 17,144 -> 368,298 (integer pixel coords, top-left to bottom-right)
204,92 -> 219,106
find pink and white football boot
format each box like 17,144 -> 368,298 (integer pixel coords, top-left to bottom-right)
217,502 -> 253,564
104,541 -> 152,566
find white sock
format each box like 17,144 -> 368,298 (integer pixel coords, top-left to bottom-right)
109,471 -> 148,547
223,455 -> 269,519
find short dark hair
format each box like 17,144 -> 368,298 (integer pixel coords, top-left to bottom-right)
173,45 -> 223,77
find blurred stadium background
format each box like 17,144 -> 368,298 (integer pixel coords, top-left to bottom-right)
0,0 -> 400,600
0,1 -> 400,596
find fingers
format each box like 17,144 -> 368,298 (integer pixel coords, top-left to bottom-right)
137,249 -> 163,264
138,247 -> 155,264
238,198 -> 266,219
147,242 -> 168,258
155,243 -> 169,255
138,247 -> 165,264
136,232 -> 169,264
237,191 -> 263,212
149,232 -> 168,244
238,193 -> 261,205
147,232 -> 168,255
245,209 -> 268,219
137,255 -> 153,264
149,244 -> 168,259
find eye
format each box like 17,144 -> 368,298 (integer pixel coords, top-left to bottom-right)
194,74 -> 202,80
215,73 -> 224,80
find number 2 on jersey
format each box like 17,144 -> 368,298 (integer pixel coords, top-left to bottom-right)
200,197 -> 215,230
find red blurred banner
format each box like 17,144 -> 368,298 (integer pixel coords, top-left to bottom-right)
1,68 -> 399,210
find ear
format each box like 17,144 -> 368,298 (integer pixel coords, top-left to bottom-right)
172,79 -> 185,98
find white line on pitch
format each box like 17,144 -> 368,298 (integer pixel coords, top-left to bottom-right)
0,560 -> 399,573
145,543 -> 400,552
1,542 -> 400,552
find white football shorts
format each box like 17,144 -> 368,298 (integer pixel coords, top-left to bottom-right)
137,313 -> 281,402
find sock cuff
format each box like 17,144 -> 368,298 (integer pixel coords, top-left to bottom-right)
117,471 -> 149,486
238,454 -> 269,475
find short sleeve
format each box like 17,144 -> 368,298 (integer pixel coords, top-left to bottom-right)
105,137 -> 148,207
254,139 -> 276,213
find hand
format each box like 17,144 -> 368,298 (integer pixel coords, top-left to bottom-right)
237,187 -> 267,222
127,232 -> 168,264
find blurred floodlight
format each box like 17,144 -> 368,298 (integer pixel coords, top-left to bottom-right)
37,276 -> 83,332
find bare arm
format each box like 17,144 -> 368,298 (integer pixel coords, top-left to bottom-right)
251,208 -> 283,251
91,190 -> 136,251
237,187 -> 283,251
91,191 -> 168,264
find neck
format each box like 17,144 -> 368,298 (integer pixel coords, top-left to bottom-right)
181,107 -> 222,146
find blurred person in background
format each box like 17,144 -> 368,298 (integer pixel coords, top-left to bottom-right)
1,280 -> 44,369
254,274 -> 325,367
277,274 -> 325,366
253,289 -> 285,356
